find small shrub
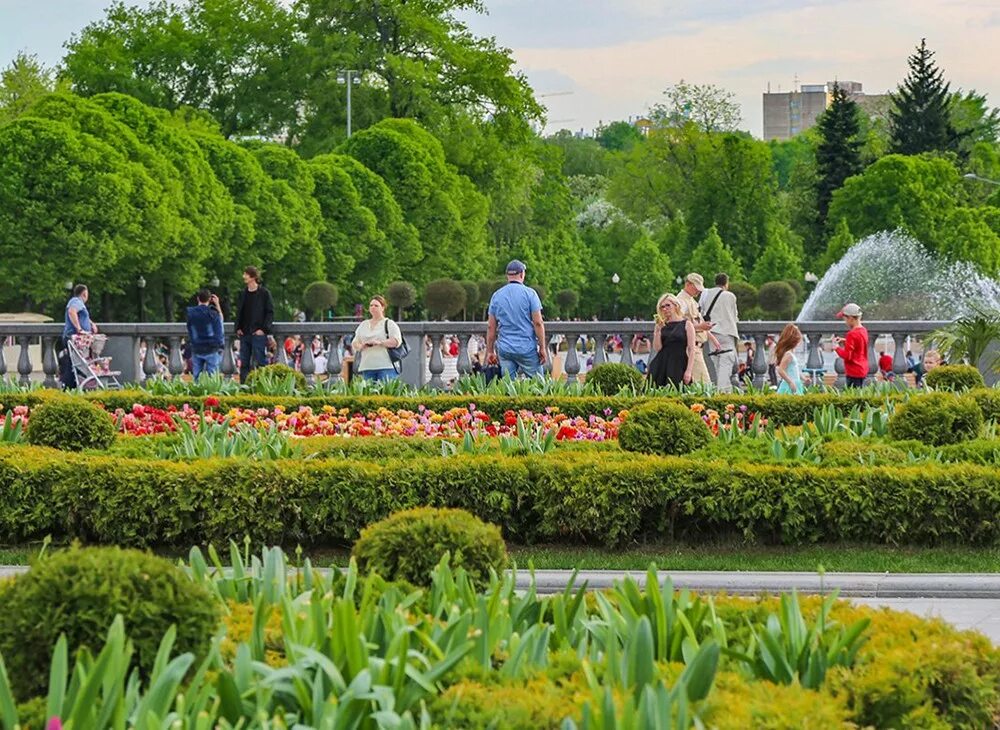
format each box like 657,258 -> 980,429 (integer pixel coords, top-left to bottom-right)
0,545 -> 220,701
618,401 -> 711,455
926,364 -> 985,392
758,281 -> 797,316
244,363 -> 307,394
586,362 -> 645,394
970,388 -> 1000,423
25,396 -> 116,451
887,393 -> 983,446
351,507 -> 507,587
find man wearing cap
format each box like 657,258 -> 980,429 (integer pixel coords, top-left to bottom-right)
834,303 -> 869,388
486,260 -> 547,378
677,273 -> 719,385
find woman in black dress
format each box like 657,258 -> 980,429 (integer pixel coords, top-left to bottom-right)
648,293 -> 696,388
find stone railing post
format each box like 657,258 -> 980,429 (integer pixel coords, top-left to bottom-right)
17,337 -> 32,386
891,332 -> 909,377
221,335 -> 236,381
301,338 -> 316,386
142,339 -> 159,381
751,334 -> 768,388
456,334 -> 472,377
428,334 -> 445,390
168,337 -> 184,378
325,336 -> 342,384
866,333 -> 879,385
42,337 -> 59,388
0,340 -> 6,379
834,352 -> 846,388
593,335 -> 607,367
620,333 -> 634,367
804,332 -> 824,378
564,332 -> 581,384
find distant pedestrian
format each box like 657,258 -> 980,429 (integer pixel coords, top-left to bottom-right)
234,266 -> 275,383
352,295 -> 402,382
906,349 -> 925,386
699,273 -> 740,393
485,260 -> 547,378
648,293 -> 695,388
878,350 -> 895,382
676,273 -> 720,386
775,324 -> 809,395
833,303 -> 869,388
185,289 -> 224,379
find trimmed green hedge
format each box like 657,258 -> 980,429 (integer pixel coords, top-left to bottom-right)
11,388 -> 1000,426
5,446 -> 1000,548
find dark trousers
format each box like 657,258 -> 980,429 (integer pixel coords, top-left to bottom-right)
846,376 -> 865,388
239,334 -> 268,382
58,336 -> 76,389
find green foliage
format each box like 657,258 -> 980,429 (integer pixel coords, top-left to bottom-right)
619,401 -> 711,456
0,545 -> 219,700
888,392 -> 983,445
757,281 -> 797,317
0,412 -> 25,445
0,52 -> 58,125
351,507 -> 508,587
727,281 -> 758,312
686,224 -> 740,281
555,288 -> 580,315
26,397 -> 116,451
929,308 -> 1000,371
650,80 -> 742,133
302,280 -> 338,319
815,83 -> 863,225
749,233 -> 802,288
424,278 -> 467,319
243,363 -> 307,394
586,363 -> 645,395
459,280 -> 480,318
925,364 -> 986,391
595,120 -> 643,151
890,39 -> 963,156
820,217 -> 855,271
164,416 -> 304,461
618,236 -> 675,316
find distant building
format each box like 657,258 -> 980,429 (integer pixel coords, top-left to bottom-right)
763,81 -> 887,141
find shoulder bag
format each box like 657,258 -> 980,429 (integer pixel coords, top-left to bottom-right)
384,319 -> 410,373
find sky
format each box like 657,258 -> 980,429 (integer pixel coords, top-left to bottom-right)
2,0 -> 999,138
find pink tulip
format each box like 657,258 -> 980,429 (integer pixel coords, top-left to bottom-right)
47,718 -> 63,730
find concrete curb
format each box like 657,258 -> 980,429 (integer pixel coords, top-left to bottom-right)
3,565 -> 998,599
516,570 -> 1000,598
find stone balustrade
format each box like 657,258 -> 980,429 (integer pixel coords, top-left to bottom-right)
0,320 -> 961,389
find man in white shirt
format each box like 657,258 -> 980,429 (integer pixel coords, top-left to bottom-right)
699,273 -> 740,393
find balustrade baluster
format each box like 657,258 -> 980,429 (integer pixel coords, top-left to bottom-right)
0,338 -> 6,379
326,336 -> 342,384
456,334 -> 472,376
143,339 -> 159,380
564,332 -> 581,384
833,352 -> 846,388
804,332 -> 824,373
891,332 -> 909,378
866,334 -> 879,385
593,335 -> 607,367
168,337 -> 184,378
17,337 -> 32,386
221,336 -> 236,380
276,340 -> 289,366
620,332 -> 634,367
301,335 -> 316,386
42,337 -> 58,388
751,334 -> 768,388
428,334 -> 445,390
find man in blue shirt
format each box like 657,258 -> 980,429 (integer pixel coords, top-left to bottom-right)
60,284 -> 97,388
186,289 -> 225,379
485,260 -> 547,378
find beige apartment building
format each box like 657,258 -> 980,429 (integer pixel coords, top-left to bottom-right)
763,81 -> 884,140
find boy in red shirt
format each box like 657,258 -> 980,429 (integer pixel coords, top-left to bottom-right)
834,303 -> 869,388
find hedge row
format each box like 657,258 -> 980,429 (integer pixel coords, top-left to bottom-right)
4,446 -> 1000,548
7,387 -> 1000,426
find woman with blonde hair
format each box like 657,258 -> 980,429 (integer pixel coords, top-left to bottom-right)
648,293 -> 696,387
352,295 -> 402,382
774,323 -> 809,395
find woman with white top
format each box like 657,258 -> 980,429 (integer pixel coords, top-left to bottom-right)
351,295 -> 402,382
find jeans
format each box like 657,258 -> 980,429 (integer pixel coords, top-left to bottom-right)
361,367 -> 398,382
192,351 -> 222,379
846,376 -> 866,388
239,334 -> 268,382
498,349 -> 543,378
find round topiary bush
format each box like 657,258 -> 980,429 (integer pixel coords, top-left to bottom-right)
25,396 -> 116,451
887,393 -> 984,446
925,364 -> 985,392
618,401 -> 711,455
351,507 -> 508,587
244,363 -> 307,393
586,362 -> 645,394
0,545 -> 220,701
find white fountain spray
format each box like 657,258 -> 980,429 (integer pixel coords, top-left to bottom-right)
798,230 -> 1000,322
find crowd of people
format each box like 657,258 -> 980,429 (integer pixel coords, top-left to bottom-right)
56,262 -> 947,392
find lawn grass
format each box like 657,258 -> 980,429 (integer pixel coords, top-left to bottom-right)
2,541 -> 999,573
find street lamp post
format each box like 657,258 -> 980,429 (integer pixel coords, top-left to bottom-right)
611,273 -> 620,320
337,70 -> 361,138
136,276 -> 146,322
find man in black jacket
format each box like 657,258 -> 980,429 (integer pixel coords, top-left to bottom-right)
234,266 -> 275,382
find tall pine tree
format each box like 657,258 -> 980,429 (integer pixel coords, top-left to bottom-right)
815,83 -> 862,227
890,39 -> 963,155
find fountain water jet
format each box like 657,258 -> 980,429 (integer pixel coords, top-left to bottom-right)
798,230 -> 1000,322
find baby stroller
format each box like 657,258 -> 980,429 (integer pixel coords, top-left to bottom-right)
66,333 -> 122,390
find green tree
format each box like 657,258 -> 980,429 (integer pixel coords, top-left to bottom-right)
750,232 -> 803,287
302,281 -> 338,320
890,39 -> 963,156
386,280 -> 417,320
618,237 -> 675,316
820,218 -> 856,271
424,278 -> 466,320
950,90 -> 1000,155
545,130 -> 612,176
296,0 -> 542,149
650,80 -> 741,133
0,52 -> 59,124
63,0 -> 303,138
687,224 -> 740,281
554,289 -> 579,316
758,281 -> 797,317
815,83 -> 862,226
596,120 -> 643,151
